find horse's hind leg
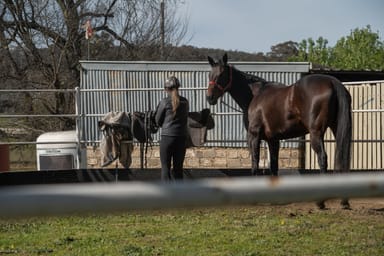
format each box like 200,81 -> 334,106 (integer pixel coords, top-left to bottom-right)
248,132 -> 262,175
310,131 -> 327,173
330,126 -> 351,210
310,131 -> 328,209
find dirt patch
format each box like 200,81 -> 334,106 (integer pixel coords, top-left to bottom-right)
275,197 -> 384,218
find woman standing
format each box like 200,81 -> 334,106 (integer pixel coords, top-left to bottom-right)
155,76 -> 189,181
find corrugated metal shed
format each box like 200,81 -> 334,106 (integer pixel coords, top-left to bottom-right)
79,61 -> 310,147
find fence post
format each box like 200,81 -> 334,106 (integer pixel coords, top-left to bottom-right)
0,144 -> 10,172
75,87 -> 81,169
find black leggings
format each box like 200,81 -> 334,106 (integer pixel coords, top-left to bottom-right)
160,135 -> 186,181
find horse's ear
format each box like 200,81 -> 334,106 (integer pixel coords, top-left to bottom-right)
223,53 -> 228,65
207,56 -> 215,66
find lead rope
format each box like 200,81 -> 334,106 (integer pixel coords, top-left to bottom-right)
144,110 -> 155,169
144,111 -> 150,168
130,112 -> 143,169
219,99 -> 244,113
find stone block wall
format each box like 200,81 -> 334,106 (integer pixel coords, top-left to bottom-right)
87,146 -> 303,169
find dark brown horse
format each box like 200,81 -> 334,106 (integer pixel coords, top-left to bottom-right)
207,53 -> 352,209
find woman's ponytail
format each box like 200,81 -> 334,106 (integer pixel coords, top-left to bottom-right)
171,88 -> 180,117
164,76 -> 181,118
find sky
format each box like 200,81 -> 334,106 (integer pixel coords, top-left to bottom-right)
178,0 -> 384,53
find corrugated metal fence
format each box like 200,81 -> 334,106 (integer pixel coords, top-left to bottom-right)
79,61 -> 310,147
79,61 -> 384,170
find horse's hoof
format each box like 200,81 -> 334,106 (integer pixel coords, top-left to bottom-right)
316,201 -> 326,210
341,204 -> 351,210
341,202 -> 351,210
340,198 -> 351,210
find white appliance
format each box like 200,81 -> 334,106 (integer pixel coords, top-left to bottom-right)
36,130 -> 87,170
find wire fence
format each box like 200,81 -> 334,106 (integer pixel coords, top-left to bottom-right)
1,81 -> 384,170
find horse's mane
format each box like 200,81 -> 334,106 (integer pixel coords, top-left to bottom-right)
231,65 -> 267,86
230,66 -> 289,96
245,73 -> 267,84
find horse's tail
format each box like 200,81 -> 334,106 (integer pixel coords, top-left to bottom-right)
332,80 -> 352,172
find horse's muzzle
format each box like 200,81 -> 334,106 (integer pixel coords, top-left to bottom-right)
206,95 -> 218,105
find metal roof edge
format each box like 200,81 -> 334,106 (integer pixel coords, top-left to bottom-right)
79,60 -> 311,73
79,60 -> 311,64
343,80 -> 384,85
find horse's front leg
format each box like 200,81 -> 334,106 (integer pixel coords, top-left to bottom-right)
248,132 -> 262,176
267,140 -> 280,176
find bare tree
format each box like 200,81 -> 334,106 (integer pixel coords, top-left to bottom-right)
0,0 -> 189,136
104,0 -> 189,60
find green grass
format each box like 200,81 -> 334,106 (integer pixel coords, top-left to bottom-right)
0,204 -> 383,256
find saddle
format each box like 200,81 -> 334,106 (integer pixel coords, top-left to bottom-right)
186,108 -> 215,147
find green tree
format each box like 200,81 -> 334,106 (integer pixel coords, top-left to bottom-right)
330,26 -> 384,70
291,26 -> 384,70
289,37 -> 331,67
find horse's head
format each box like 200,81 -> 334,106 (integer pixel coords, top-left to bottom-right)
206,53 -> 232,105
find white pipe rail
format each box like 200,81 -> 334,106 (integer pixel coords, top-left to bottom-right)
0,173 -> 384,218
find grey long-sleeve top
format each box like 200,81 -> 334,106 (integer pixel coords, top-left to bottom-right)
154,95 -> 189,136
